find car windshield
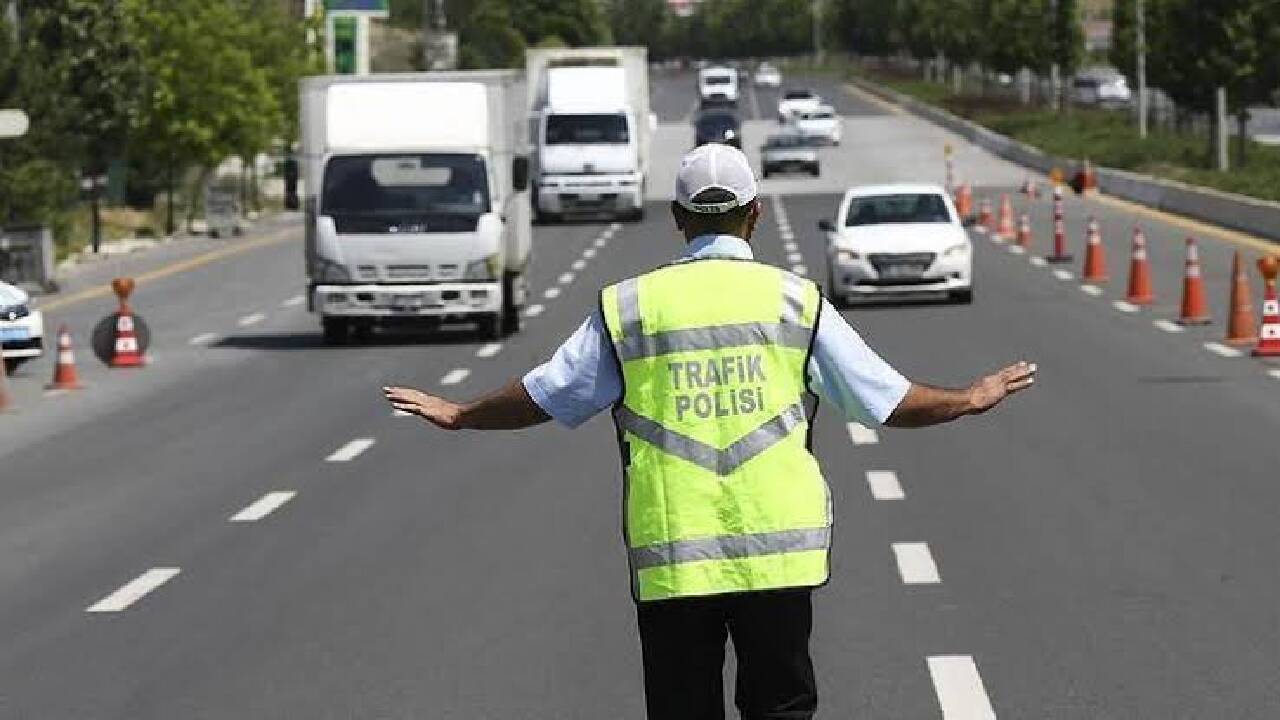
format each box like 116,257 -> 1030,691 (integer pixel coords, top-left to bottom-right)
697,114 -> 738,132
322,153 -> 489,217
784,90 -> 815,100
704,75 -> 732,85
845,193 -> 951,226
765,135 -> 807,148
546,114 -> 629,144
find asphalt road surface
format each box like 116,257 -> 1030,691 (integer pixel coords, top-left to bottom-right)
4,71 -> 1280,718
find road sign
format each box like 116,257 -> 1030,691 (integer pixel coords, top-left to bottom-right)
0,109 -> 29,139
324,0 -> 388,17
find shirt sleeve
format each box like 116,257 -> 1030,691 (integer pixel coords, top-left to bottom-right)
807,298 -> 911,425
522,311 -> 623,429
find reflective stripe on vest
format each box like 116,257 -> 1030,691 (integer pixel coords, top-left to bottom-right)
602,259 -> 832,602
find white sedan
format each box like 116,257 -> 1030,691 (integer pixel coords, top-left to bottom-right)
820,184 -> 972,305
753,64 -> 781,88
777,88 -> 822,122
791,105 -> 841,145
0,280 -> 44,373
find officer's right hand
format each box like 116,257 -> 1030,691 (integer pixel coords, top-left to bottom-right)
383,386 -> 463,430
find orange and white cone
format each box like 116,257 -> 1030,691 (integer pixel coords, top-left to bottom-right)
955,183 -> 973,221
1015,213 -> 1033,249
996,194 -> 1015,240
1081,216 -> 1109,283
1225,251 -> 1258,346
46,325 -> 83,390
1254,256 -> 1280,357
1177,238 -> 1212,326
1125,227 -> 1155,305
110,310 -> 146,368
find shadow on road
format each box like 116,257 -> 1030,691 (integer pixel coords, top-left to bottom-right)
215,327 -> 485,351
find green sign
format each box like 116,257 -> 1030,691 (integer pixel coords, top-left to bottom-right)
333,16 -> 357,74
325,0 -> 388,14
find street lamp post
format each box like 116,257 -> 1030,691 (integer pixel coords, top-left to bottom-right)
1136,0 -> 1147,138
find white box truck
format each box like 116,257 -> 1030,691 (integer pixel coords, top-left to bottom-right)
300,72 -> 531,343
526,47 -> 653,223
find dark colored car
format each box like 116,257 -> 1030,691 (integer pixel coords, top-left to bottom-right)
694,110 -> 742,149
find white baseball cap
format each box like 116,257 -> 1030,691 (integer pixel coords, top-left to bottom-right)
674,143 -> 759,214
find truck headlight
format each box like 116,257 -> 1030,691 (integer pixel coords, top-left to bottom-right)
313,258 -> 351,283
834,249 -> 860,264
942,243 -> 970,258
464,254 -> 502,281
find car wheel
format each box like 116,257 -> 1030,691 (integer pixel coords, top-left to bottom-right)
810,165 -> 820,177
951,288 -> 974,304
825,266 -> 847,309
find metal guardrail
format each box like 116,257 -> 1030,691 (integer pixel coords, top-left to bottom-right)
0,225 -> 55,292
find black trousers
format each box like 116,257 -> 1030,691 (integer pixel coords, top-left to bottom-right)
635,588 -> 817,720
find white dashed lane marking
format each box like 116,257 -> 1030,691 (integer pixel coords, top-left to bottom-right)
1153,319 -> 1185,333
525,304 -> 546,318
1113,301 -> 1140,313
787,252 -> 804,264
189,332 -> 218,346
865,470 -> 905,500
594,237 -> 607,248
230,491 -> 296,522
1268,369 -> 1280,380
1007,245 -> 1026,255
583,247 -> 597,259
847,422 -> 879,445
892,542 -> 941,584
558,272 -> 575,285
87,568 -> 181,613
1029,256 -> 1048,267
1204,342 -> 1243,358
1080,285 -> 1103,296
326,438 -> 375,463
791,265 -> 808,276
237,312 -> 266,327
440,368 -> 471,385
928,655 -> 998,720
572,259 -> 587,271
1052,269 -> 1074,282
544,287 -> 562,299
282,294 -> 306,307
476,343 -> 503,359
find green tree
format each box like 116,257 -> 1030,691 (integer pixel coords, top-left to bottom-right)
510,0 -> 611,48
1109,0 -> 1136,82
985,0 -> 1051,77
1050,0 -> 1084,108
457,0 -> 527,69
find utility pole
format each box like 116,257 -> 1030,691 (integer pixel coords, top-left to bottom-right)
1215,86 -> 1229,171
1136,0 -> 1147,138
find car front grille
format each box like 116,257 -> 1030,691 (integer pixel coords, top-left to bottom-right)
869,252 -> 936,271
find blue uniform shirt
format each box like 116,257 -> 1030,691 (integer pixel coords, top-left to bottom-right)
523,234 -> 911,428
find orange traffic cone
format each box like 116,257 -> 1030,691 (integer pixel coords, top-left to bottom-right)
977,199 -> 993,234
1081,216 -> 1109,283
1046,185 -> 1072,263
110,309 -> 145,367
46,325 -> 83,390
1125,227 -> 1155,305
1177,238 -> 1212,326
1225,251 -> 1258,346
0,356 -> 12,412
955,184 -> 973,221
1016,214 -> 1033,249
1254,256 -> 1280,357
996,195 -> 1015,240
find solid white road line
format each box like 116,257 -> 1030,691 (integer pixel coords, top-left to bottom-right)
927,655 -> 998,720
476,342 -> 503,359
87,568 -> 181,613
282,294 -> 306,307
1029,256 -> 1048,267
1052,269 -> 1074,281
440,368 -> 471,385
558,272 -> 575,285
525,303 -> 546,318
583,247 -> 597,259
1153,319 -> 1185,333
237,312 -> 266,327
847,422 -> 879,445
544,287 -> 562,299
230,491 -> 296,522
188,332 -> 218,346
892,542 -> 941,584
1204,342 -> 1243,358
1113,300 -> 1140,313
326,438 -> 375,463
572,259 -> 587,271
865,470 -> 905,500
1080,285 -> 1103,296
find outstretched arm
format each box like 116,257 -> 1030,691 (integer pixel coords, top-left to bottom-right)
885,361 -> 1036,428
383,380 -> 551,431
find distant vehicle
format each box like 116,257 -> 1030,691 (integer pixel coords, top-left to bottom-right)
527,47 -> 654,223
698,66 -> 739,107
299,72 -> 532,343
761,133 -> 819,178
777,88 -> 822,122
754,63 -> 781,88
819,184 -> 972,305
0,280 -> 43,373
694,110 -> 742,149
790,105 -> 841,145
1072,70 -> 1131,107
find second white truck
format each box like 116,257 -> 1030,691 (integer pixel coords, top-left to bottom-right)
526,47 -> 653,223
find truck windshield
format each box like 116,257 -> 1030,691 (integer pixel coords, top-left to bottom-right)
546,114 -> 630,145
321,153 -> 490,219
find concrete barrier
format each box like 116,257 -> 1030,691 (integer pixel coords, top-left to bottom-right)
850,76 -> 1280,243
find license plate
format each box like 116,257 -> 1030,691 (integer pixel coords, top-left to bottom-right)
390,294 -> 426,309
0,326 -> 30,342
880,265 -> 923,280
577,193 -> 601,203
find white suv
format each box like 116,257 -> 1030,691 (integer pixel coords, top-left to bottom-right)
0,280 -> 44,373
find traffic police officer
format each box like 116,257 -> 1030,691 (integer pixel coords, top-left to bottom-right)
385,144 -> 1036,720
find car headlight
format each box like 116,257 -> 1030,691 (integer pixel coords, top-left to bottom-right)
312,258 -> 351,283
464,254 -> 502,281
1,304 -> 29,321
834,249 -> 860,263
942,243 -> 970,258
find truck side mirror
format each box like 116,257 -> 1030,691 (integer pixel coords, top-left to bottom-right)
513,155 -> 530,192
818,219 -> 835,233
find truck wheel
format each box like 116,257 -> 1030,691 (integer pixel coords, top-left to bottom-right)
626,206 -> 645,223
321,318 -> 349,346
479,313 -> 503,341
811,165 -> 821,177
4,357 -> 25,375
501,273 -> 522,336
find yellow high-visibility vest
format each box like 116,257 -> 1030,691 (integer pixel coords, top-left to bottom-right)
600,258 -> 831,602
